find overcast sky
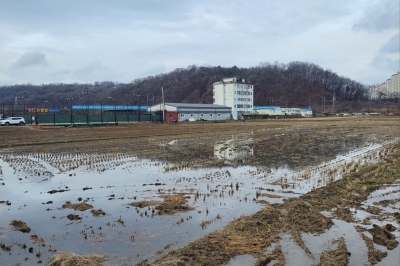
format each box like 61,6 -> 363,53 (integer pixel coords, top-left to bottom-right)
0,0 -> 399,86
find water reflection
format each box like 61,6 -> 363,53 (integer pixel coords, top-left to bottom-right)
214,133 -> 254,166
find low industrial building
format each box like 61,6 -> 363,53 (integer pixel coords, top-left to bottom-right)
148,103 -> 232,122
253,106 -> 313,117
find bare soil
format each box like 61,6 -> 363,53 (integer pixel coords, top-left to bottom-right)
368,224 -> 399,250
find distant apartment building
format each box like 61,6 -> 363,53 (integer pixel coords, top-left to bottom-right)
213,77 -> 254,120
373,72 -> 400,99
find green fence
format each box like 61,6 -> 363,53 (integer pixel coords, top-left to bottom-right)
31,113 -> 162,125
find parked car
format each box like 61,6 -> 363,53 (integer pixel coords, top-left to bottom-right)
0,117 -> 26,126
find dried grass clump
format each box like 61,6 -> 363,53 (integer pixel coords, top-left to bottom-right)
48,252 -> 106,266
10,219 -> 31,233
62,201 -> 93,211
129,200 -> 160,208
155,194 -> 194,213
30,234 -> 45,246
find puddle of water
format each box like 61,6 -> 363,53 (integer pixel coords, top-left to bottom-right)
0,138 -> 398,265
225,254 -> 257,266
280,234 -> 314,265
302,219 -> 370,266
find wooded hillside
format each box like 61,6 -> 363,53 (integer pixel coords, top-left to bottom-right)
0,61 -> 369,109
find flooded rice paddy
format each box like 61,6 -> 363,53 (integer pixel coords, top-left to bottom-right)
0,120 -> 399,265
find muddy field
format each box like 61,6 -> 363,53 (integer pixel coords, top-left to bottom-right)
0,117 -> 399,266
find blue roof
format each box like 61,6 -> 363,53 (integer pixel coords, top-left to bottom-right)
72,105 -> 149,111
253,106 -> 281,110
164,103 -> 231,109
254,106 -> 312,111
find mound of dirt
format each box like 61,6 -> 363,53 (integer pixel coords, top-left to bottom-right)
48,252 -> 106,266
361,233 -> 387,264
10,220 -> 31,233
368,224 -> 399,250
155,194 -> 194,214
333,207 -> 354,222
62,201 -> 93,211
67,214 -> 82,221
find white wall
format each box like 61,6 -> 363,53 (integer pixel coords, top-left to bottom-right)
213,78 -> 254,120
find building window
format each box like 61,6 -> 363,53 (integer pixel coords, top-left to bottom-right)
218,113 -> 221,116
191,113 -> 194,117
200,113 -> 203,117
210,113 -> 213,116
169,114 -> 172,117
213,98 -> 215,103
180,114 -> 184,117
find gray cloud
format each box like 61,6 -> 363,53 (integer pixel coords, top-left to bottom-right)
372,33 -> 400,71
9,51 -> 48,69
0,0 -> 398,85
353,0 -> 399,32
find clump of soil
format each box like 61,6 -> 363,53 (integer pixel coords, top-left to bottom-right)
31,234 -> 45,246
0,200 -> 11,205
317,237 -> 350,266
385,224 -> 396,232
368,224 -> 399,250
10,220 -> 31,233
373,198 -> 400,208
129,194 -> 194,214
91,209 -> 106,216
62,201 -> 93,211
364,206 -> 382,215
48,189 -> 69,194
48,252 -> 106,266
67,214 -> 82,221
394,212 -> 400,223
333,207 -> 354,222
129,200 -> 160,208
155,194 -> 194,213
360,233 -> 387,264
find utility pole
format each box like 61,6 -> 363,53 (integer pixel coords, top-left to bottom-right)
161,87 -> 165,123
332,93 -> 336,113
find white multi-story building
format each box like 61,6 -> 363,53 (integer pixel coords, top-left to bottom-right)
213,77 -> 254,120
373,72 -> 400,99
